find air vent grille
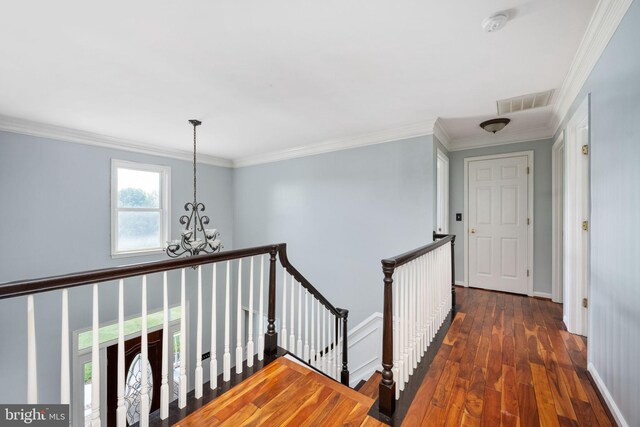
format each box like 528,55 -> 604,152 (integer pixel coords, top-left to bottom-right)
497,90 -> 554,114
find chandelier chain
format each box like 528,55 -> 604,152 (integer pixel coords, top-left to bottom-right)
193,122 -> 197,205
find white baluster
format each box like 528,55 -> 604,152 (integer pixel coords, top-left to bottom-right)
210,264 -> 218,389
140,276 -> 150,427
117,280 -> 126,426
422,256 -> 428,352
297,284 -> 302,356
195,266 -> 203,399
398,267 -> 405,391
410,261 -> 416,373
417,257 -> 424,359
247,257 -> 255,367
322,306 -> 327,372
27,295 -> 37,404
393,276 -> 400,398
304,290 -> 309,362
337,314 -> 342,381
223,261 -> 231,382
91,285 -> 101,426
60,289 -> 70,405
289,277 -> 296,353
330,314 -> 336,379
258,255 -> 265,361
281,270 -> 287,350
179,269 -> 187,408
160,273 -> 169,419
310,297 -> 316,366
411,260 -> 420,369
403,265 -> 409,385
236,259 -> 243,374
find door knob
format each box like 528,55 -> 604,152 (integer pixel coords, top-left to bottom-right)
470,228 -> 476,234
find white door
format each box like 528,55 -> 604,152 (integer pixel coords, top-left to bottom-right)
468,155 -> 529,294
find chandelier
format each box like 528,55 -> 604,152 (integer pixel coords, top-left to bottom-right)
166,119 -> 222,258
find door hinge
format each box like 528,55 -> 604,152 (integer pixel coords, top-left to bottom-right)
582,145 -> 589,155
527,269 -> 530,277
527,166 -> 530,175
582,298 -> 588,308
527,218 -> 530,225
582,220 -> 589,231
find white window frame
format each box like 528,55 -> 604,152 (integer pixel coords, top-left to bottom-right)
111,159 -> 171,257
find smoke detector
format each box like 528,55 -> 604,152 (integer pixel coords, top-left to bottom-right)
482,13 -> 508,32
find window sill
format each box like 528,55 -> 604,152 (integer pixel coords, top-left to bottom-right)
111,248 -> 167,259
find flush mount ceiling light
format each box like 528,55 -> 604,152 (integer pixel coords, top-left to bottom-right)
480,118 -> 511,133
482,13 -> 508,32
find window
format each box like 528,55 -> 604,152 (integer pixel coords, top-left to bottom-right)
111,160 -> 170,256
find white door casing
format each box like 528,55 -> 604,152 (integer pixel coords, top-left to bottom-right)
436,149 -> 450,234
552,134 -> 565,303
464,151 -> 534,296
564,96 -> 590,337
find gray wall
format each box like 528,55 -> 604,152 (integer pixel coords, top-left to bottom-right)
448,138 -> 553,295
0,131 -> 235,405
554,2 -> 640,425
233,135 -> 437,326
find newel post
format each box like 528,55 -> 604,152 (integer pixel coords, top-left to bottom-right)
337,308 -> 350,386
379,261 -> 396,417
450,235 -> 456,308
265,245 -> 279,355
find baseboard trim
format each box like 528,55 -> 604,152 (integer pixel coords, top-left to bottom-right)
454,280 -> 466,286
587,362 -> 627,427
533,291 -> 553,300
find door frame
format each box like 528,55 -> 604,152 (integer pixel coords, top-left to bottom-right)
564,95 -> 590,336
436,149 -> 450,234
552,133 -> 565,303
463,150 -> 534,296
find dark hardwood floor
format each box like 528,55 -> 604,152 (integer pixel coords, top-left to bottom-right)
400,286 -> 615,426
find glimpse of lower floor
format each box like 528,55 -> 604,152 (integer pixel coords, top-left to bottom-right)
173,355 -> 385,427
401,286 -> 615,426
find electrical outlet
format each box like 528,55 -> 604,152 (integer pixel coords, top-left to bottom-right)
202,351 -> 210,361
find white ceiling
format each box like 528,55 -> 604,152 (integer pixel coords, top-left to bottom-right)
0,0 -> 598,161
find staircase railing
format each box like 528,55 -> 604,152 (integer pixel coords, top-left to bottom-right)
0,243 -> 349,427
378,234 -> 455,417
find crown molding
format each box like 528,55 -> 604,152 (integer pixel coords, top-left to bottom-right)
433,118 -> 451,151
447,126 -> 554,152
233,119 -> 438,168
549,0 -> 633,133
0,114 -> 233,168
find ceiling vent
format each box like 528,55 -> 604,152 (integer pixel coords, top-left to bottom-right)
496,90 -> 554,115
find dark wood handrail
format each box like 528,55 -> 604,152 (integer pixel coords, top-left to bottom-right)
2,242 -> 351,386
381,234 -> 454,269
378,233 -> 456,417
277,243 -> 343,318
0,244 -> 278,300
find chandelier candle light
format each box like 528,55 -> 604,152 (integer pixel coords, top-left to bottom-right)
166,119 -> 222,258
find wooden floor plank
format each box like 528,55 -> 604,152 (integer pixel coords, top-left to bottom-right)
481,386 -> 502,427
530,362 -> 561,427
401,287 -> 615,427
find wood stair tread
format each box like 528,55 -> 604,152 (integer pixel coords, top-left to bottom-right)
358,371 -> 382,400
